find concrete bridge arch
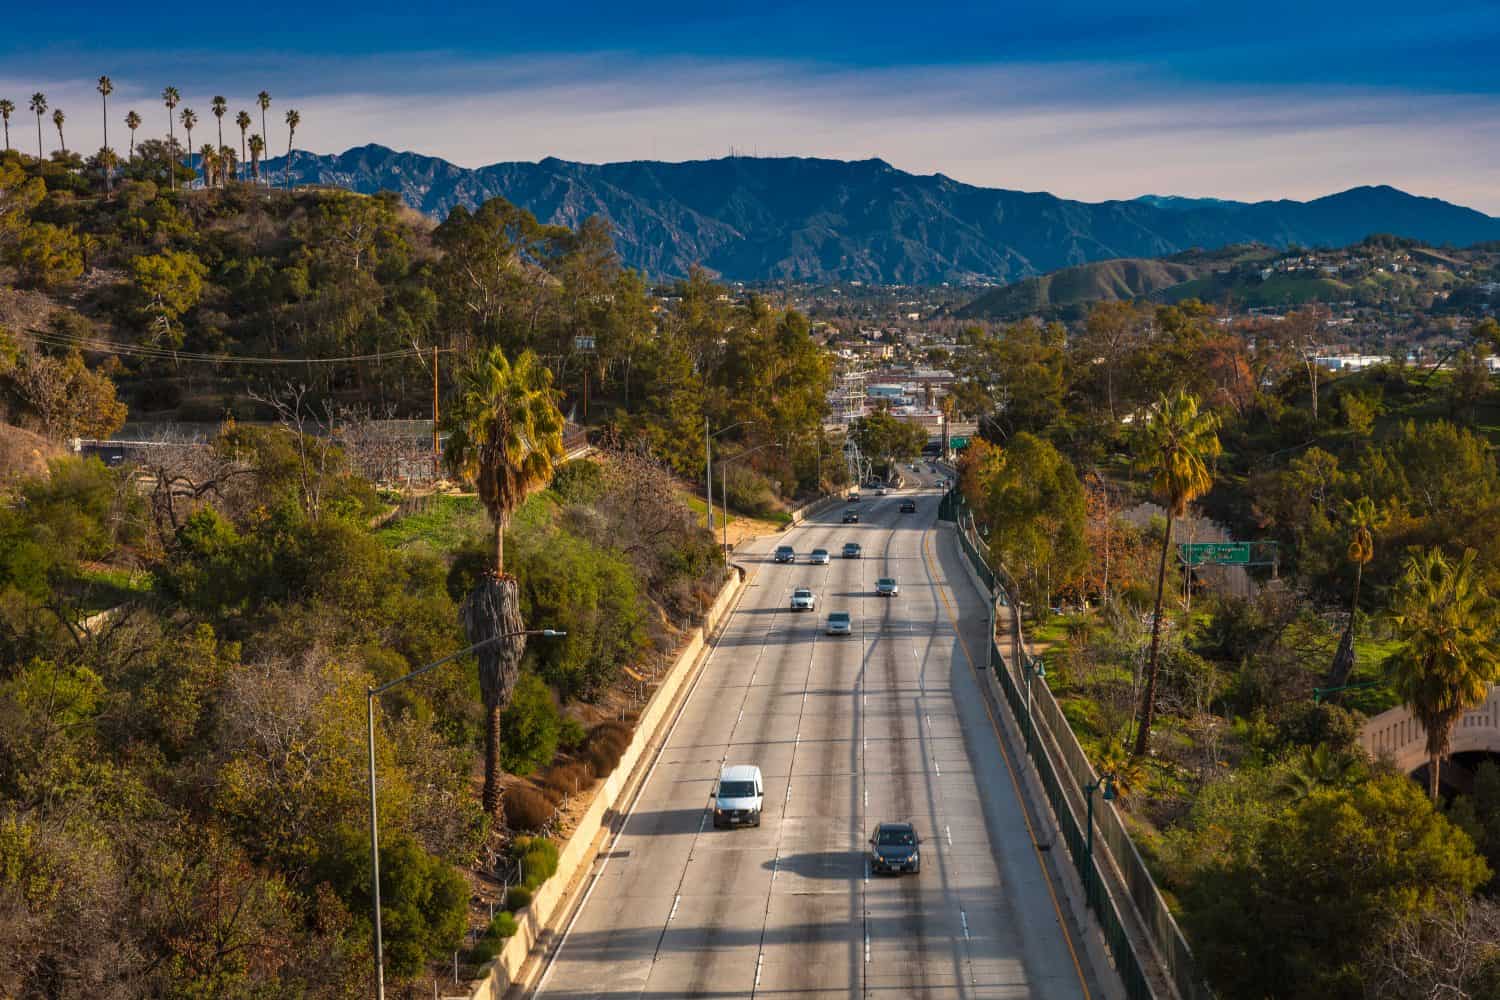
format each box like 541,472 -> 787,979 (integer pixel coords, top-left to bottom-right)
1360,686 -> 1500,790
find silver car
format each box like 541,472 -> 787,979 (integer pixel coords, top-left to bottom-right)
790,587 -> 817,612
826,611 -> 852,636
876,578 -> 899,597
809,548 -> 831,565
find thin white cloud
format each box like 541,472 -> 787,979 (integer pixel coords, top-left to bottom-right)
4,55 -> 1499,212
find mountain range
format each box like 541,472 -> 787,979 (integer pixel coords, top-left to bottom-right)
265,145 -> 1500,284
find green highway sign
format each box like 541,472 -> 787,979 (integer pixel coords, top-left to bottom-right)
1179,542 -> 1251,566
949,436 -> 969,449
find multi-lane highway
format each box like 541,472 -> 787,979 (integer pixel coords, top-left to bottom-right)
531,472 -> 1100,999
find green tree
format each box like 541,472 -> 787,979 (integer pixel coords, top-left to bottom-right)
0,159 -> 46,251
1184,774 -> 1489,999
130,248 -> 206,345
975,432 -> 1088,609
1132,390 -> 1221,757
317,827 -> 467,979
498,673 -> 561,775
443,346 -> 565,817
49,108 -> 65,156
0,98 -> 14,152
1388,547 -> 1500,802
8,222 -> 83,289
850,406 -> 927,467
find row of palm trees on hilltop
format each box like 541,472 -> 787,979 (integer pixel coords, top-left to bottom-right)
0,78 -> 302,191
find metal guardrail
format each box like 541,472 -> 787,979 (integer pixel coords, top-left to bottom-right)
945,486 -> 1212,1000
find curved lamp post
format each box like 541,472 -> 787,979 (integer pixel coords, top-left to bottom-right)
1024,655 -> 1047,754
367,627 -> 566,999
1084,772 -> 1117,905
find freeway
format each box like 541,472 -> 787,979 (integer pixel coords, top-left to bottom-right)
530,471 -> 1100,999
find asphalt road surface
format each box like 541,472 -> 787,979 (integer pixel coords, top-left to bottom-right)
532,470 -> 1098,999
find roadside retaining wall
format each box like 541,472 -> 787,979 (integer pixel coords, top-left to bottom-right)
784,493 -> 836,528
466,563 -> 747,999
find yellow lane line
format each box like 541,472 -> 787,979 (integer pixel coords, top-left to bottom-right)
922,529 -> 1093,1000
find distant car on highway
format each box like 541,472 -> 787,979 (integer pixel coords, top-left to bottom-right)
900,500 -> 917,513
774,545 -> 796,564
843,509 -> 860,523
876,578 -> 899,597
875,486 -> 887,496
847,490 -> 861,502
869,821 -> 921,874
713,765 -> 764,828
790,586 -> 816,612
809,548 -> 831,565
826,611 -> 852,636
842,542 -> 862,559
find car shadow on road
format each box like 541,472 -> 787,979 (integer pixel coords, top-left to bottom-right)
763,850 -> 864,880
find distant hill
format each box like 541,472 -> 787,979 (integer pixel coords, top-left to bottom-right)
956,239 -> 1495,318
954,257 -> 1211,319
268,145 -> 1500,284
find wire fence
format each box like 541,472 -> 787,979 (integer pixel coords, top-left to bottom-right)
942,487 -> 1212,1000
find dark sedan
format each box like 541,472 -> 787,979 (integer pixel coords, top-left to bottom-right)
869,822 -> 921,875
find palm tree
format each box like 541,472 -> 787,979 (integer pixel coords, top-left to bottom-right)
97,76 -> 113,189
1330,497 -> 1379,686
210,97 -> 228,186
234,110 -> 251,181
51,108 -> 66,155
218,145 -> 237,188
256,91 -> 271,183
179,107 -> 197,185
199,144 -> 219,188
1273,744 -> 1363,802
1131,390 -> 1221,757
125,110 -> 141,161
443,346 -> 566,817
248,133 -> 265,183
283,108 -> 300,189
0,99 -> 14,152
1389,547 -> 1500,802
29,93 -> 46,161
161,87 -> 180,190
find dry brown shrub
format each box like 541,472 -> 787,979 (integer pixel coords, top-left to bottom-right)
585,721 -> 635,776
540,761 -> 594,799
503,785 -> 556,832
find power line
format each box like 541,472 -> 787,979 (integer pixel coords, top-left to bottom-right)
23,326 -> 452,366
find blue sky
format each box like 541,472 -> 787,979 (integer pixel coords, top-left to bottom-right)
4,2 -> 1499,210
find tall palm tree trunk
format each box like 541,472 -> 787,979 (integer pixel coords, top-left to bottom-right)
1134,512 -> 1174,757
36,114 -> 43,159
463,572 -> 527,819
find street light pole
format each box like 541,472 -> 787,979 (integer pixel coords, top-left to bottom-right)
1024,656 -> 1046,755
1083,773 -> 1116,906
366,627 -> 565,1000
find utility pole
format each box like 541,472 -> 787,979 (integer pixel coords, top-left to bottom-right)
431,345 -> 440,480
704,417 -> 714,533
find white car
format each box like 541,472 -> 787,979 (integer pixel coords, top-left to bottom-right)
876,578 -> 899,597
826,611 -> 852,636
713,764 -> 764,828
875,486 -> 887,496
809,548 -> 831,565
790,587 -> 817,611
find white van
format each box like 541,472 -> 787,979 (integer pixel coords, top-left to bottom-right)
712,764 -> 764,828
